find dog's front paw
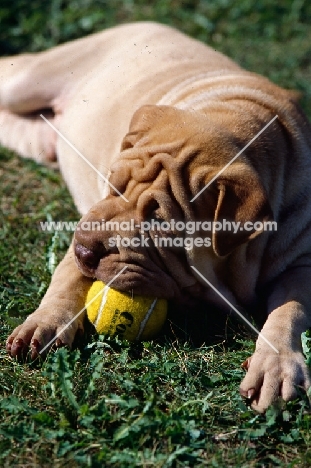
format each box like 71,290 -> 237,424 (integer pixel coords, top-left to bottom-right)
239,349 -> 311,412
6,308 -> 85,360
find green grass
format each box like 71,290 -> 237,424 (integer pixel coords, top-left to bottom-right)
1,0 -> 311,466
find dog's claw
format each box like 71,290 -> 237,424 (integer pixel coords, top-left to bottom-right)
247,388 -> 256,399
240,387 -> 256,399
55,338 -> 64,348
30,338 -> 41,359
10,337 -> 28,358
241,357 -> 252,370
6,337 -> 13,352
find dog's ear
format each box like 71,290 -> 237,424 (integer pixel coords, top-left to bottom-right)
121,105 -> 168,150
212,165 -> 273,257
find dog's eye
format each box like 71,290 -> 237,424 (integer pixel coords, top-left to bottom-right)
143,198 -> 160,219
152,209 -> 162,219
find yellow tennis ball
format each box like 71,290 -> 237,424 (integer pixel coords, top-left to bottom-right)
86,281 -> 168,341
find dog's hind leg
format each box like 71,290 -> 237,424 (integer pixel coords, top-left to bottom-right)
0,33 -> 102,164
0,52 -> 64,165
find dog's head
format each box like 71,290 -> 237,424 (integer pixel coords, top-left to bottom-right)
74,105 -> 272,300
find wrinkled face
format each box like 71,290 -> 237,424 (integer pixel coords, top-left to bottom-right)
74,105 -> 272,300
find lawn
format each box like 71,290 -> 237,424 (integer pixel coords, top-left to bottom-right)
1,1 -> 311,466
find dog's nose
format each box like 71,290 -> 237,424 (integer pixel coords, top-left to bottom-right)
74,243 -> 105,269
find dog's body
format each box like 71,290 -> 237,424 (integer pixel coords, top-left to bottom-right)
2,22 -> 311,412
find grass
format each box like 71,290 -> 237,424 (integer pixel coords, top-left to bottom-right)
1,0 -> 311,466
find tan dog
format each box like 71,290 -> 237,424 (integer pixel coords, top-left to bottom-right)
2,22 -> 311,412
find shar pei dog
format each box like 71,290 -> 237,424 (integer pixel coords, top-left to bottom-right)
1,22 -> 311,412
